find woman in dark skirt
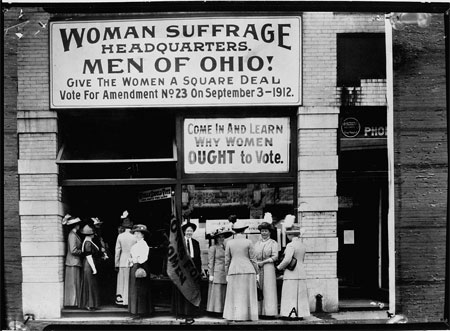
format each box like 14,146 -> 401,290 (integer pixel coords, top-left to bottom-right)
128,224 -> 153,318
79,224 -> 101,310
62,215 -> 82,307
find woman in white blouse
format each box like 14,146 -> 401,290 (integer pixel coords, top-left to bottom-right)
128,224 -> 153,318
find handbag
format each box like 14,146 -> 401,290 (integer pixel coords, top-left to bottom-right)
135,267 -> 147,278
256,280 -> 264,301
286,257 -> 297,271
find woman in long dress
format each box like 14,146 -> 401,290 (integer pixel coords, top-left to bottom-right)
128,224 -> 153,318
223,219 -> 259,321
115,212 -> 136,306
276,215 -> 310,319
206,227 -> 233,314
254,221 -> 279,317
62,215 -> 82,307
79,224 -> 101,310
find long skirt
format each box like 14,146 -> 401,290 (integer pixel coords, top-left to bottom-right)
223,274 -> 258,321
258,263 -> 278,316
79,261 -> 100,309
171,286 -> 200,317
128,264 -> 153,316
64,265 -> 81,306
116,267 -> 130,305
206,282 -> 226,313
279,279 -> 310,318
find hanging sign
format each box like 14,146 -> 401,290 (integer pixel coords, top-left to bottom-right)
49,16 -> 301,108
184,117 -> 290,173
138,187 -> 172,202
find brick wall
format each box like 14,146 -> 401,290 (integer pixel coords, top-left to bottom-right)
19,134 -> 58,160
3,6 -> 23,327
393,14 -> 447,321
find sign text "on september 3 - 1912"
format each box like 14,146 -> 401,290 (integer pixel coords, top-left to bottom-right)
50,17 -> 302,108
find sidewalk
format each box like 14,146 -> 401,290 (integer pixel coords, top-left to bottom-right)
27,310 -> 390,330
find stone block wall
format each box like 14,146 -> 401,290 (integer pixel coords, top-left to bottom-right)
299,12 -> 384,312
14,7 -> 65,319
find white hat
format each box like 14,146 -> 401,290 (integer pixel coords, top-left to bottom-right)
232,219 -> 248,232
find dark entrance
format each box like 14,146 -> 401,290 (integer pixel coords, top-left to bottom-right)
64,185 -> 174,307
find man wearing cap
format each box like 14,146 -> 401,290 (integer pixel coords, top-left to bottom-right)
62,214 -> 83,307
115,211 -> 137,306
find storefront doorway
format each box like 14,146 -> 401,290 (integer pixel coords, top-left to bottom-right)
337,179 -> 388,303
63,185 -> 175,308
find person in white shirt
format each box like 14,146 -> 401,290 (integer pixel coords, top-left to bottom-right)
128,224 -> 153,318
114,212 -> 137,306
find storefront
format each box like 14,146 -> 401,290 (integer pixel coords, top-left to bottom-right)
53,15 -> 302,313
8,7 -> 401,321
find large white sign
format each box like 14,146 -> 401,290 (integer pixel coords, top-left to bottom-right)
50,16 -> 301,108
184,117 -> 290,173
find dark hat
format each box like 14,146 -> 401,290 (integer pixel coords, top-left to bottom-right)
258,222 -> 274,231
80,224 -> 94,235
211,227 -> 234,239
121,218 -> 133,229
228,214 -> 237,224
130,224 -> 149,234
181,221 -> 197,233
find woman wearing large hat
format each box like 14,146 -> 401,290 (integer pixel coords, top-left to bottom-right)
223,218 -> 259,321
62,214 -> 83,307
79,224 -> 101,310
276,215 -> 310,320
255,220 -> 279,317
128,224 -> 153,318
114,211 -> 137,306
206,227 -> 234,314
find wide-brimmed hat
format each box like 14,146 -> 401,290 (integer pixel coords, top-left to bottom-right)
258,221 -> 274,231
80,224 -> 94,235
232,219 -> 248,232
91,217 -> 103,226
211,227 -> 234,239
62,214 -> 82,226
181,221 -> 197,233
130,224 -> 149,234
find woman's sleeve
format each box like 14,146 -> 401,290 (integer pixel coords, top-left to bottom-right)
114,237 -> 121,267
136,243 -> 149,264
277,244 -> 294,270
208,246 -> 216,277
224,243 -> 231,275
248,242 -> 258,274
270,240 -> 279,263
68,233 -> 82,256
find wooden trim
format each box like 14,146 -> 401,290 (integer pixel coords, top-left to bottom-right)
56,158 -> 177,164
180,176 -> 295,185
61,178 -> 177,186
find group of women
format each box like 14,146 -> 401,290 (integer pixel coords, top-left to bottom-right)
63,213 -> 153,318
206,216 -> 310,321
63,212 -> 310,322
